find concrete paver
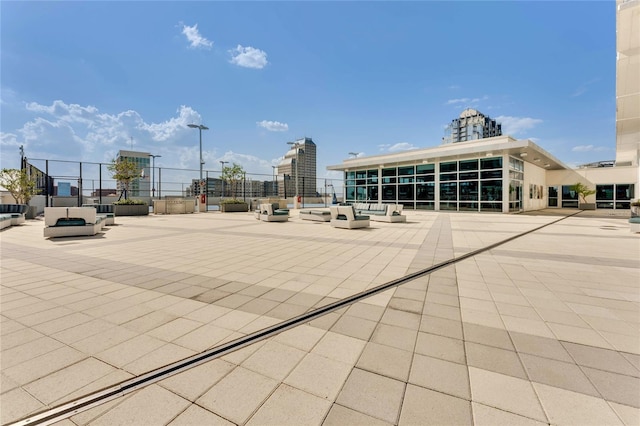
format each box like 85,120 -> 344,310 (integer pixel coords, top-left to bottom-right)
1,209 -> 639,425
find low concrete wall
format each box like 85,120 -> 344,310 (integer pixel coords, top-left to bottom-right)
153,199 -> 196,214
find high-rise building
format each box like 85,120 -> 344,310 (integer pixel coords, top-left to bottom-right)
443,108 -> 502,144
116,150 -> 150,197
277,137 -> 317,198
615,0 -> 639,167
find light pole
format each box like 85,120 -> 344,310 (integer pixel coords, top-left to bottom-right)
187,123 -> 209,196
287,141 -> 301,205
271,165 -> 277,196
149,154 -> 161,198
219,160 -> 228,197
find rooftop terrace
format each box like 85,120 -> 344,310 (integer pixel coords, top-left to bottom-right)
1,209 -> 638,425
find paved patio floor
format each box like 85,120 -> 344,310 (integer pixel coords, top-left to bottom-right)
1,209 -> 638,425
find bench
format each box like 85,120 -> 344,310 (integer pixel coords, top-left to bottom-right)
82,204 -> 115,225
630,217 -> 640,233
0,214 -> 12,230
353,203 -> 406,223
299,209 -> 331,222
44,207 -> 104,238
0,204 -> 27,226
259,203 -> 290,222
330,205 -> 370,229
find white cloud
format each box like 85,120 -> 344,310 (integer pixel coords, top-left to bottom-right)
257,120 -> 288,132
571,145 -> 608,152
495,115 -> 543,135
571,78 -> 599,97
378,142 -> 417,152
445,96 -> 488,106
181,23 -> 213,49
229,45 -> 268,69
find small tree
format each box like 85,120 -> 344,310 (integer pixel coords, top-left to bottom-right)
221,163 -> 245,200
0,168 -> 40,204
108,158 -> 140,200
571,182 -> 596,204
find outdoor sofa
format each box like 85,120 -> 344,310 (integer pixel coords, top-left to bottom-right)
82,204 -> 116,225
299,208 -> 331,222
352,202 -> 406,223
44,207 -> 104,238
329,205 -> 370,229
0,204 -> 27,226
259,203 -> 290,222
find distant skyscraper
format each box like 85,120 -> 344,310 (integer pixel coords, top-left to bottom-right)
277,137 -> 317,198
443,108 -> 502,144
116,150 -> 150,197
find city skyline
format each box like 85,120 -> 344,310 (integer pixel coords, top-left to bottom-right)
1,1 -> 616,179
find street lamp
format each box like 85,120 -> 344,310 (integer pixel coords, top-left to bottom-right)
187,123 -> 209,195
271,165 -> 277,196
219,160 -> 228,197
149,154 -> 161,198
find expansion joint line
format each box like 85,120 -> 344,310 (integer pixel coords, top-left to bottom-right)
10,212 -> 579,426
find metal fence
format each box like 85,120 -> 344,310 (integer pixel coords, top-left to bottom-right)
24,158 -> 342,207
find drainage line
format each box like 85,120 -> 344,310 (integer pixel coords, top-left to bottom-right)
10,212 -> 577,426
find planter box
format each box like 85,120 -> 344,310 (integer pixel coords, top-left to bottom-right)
220,202 -> 248,212
114,204 -> 149,216
579,203 -> 596,210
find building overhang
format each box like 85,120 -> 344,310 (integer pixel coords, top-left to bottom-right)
327,136 -> 570,172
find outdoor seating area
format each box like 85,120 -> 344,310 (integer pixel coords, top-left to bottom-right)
82,203 -> 116,225
258,203 -> 290,222
299,208 -> 332,222
353,202 -> 407,223
43,206 -> 105,238
329,205 -> 370,229
0,204 -> 27,229
630,216 -> 640,233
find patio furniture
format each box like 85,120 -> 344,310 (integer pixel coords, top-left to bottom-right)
353,203 -> 406,223
259,203 -> 289,222
82,204 -> 116,225
44,207 -> 104,238
299,209 -> 331,222
330,205 -> 370,229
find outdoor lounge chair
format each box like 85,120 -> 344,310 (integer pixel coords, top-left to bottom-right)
330,205 -> 370,229
44,207 -> 104,238
299,209 -> 331,222
259,203 -> 289,222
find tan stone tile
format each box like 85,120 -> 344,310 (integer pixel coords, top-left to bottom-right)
415,332 -> 465,364
160,358 -> 235,402
521,353 -> 600,396
336,368 -> 405,424
420,315 -> 463,339
242,340 -> 306,381
323,404 -> 392,426
90,385 -> 191,426
380,308 -> 421,330
169,404 -> 235,425
608,402 -> 640,426
463,323 -> 514,351
371,323 -> 418,351
346,302 -> 385,321
1,336 -> 65,369
510,331 -> 573,363
330,314 -> 377,341
246,384 -> 331,426
3,345 -> 86,386
502,315 -> 555,338
284,352 -> 353,400
423,301 -> 461,320
409,354 -> 470,399
197,366 -> 278,424
147,318 -> 203,342
96,334 -> 166,368
173,324 -> 235,352
562,341 -> 639,376
356,342 -> 412,381
472,402 -> 546,425
548,323 -> 614,349
274,323 -> 326,352
71,326 -> 138,355
124,343 -> 196,376
0,387 -> 45,425
582,367 -> 640,408
399,384 -> 471,425
468,367 -> 547,422
465,342 -> 527,379
312,331 -> 366,365
533,382 -> 623,426
600,330 -> 640,354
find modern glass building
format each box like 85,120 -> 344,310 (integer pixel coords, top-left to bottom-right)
328,135 -> 638,213
116,150 -> 150,197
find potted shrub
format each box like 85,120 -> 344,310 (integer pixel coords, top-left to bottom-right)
113,198 -> 149,216
219,198 -> 248,212
571,182 -> 596,210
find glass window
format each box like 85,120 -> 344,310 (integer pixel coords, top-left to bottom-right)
356,171 -> 366,179
440,161 -> 457,173
440,182 -> 457,201
616,184 -> 633,200
459,172 -> 478,180
481,157 -> 502,169
548,186 -> 558,198
459,159 -> 478,171
481,202 -> 502,212
440,202 -> 457,211
416,202 -> 435,210
562,185 -> 578,200
345,186 -> 355,201
346,171 -> 355,179
398,166 -> 414,176
416,175 -> 435,182
382,168 -> 396,177
367,186 -> 378,201
440,173 -> 457,181
481,180 -> 502,201
399,176 -> 414,183
382,185 -> 396,201
481,170 -> 502,179
459,181 -> 478,201
459,202 -> 479,211
367,169 -> 378,184
416,182 -> 435,200
356,186 -> 367,200
398,184 -> 414,200
416,164 -> 435,174
596,185 -> 614,200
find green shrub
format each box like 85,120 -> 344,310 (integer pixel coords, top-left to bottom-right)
113,199 -> 147,205
220,198 -> 246,205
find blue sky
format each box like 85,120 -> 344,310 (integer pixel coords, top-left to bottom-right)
1,1 -> 616,186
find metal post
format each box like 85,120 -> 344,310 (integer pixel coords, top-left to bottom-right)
271,165 -> 276,196
99,163 -> 102,204
219,160 -> 228,198
46,160 -> 50,207
79,162 -> 83,207
158,168 -> 162,198
187,123 -> 209,196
